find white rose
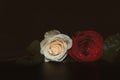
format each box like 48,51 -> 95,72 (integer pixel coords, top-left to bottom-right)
40,30 -> 72,62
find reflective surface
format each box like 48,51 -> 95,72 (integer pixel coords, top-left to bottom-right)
1,62 -> 120,80
43,63 -> 102,80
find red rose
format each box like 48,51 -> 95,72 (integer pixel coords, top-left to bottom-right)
68,31 -> 103,62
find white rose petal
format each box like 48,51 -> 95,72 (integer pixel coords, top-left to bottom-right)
44,30 -> 60,38
40,30 -> 72,62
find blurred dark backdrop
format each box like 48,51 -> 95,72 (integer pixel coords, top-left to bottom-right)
0,1 -> 120,60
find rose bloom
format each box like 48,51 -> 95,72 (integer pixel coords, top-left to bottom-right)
68,31 -> 103,62
40,30 -> 72,62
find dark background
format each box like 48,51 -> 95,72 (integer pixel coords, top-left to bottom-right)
0,1 -> 120,80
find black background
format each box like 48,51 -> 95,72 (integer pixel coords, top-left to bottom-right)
0,1 -> 120,80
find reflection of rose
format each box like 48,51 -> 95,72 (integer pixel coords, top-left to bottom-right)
68,31 -> 103,62
40,30 -> 72,62
44,63 -> 67,80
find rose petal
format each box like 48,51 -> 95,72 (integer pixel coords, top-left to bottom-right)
44,30 -> 60,38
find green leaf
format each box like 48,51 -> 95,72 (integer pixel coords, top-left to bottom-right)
15,40 -> 44,65
102,33 -> 120,63
26,40 -> 40,54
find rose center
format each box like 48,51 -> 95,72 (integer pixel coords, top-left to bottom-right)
78,37 -> 94,56
48,40 -> 65,56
